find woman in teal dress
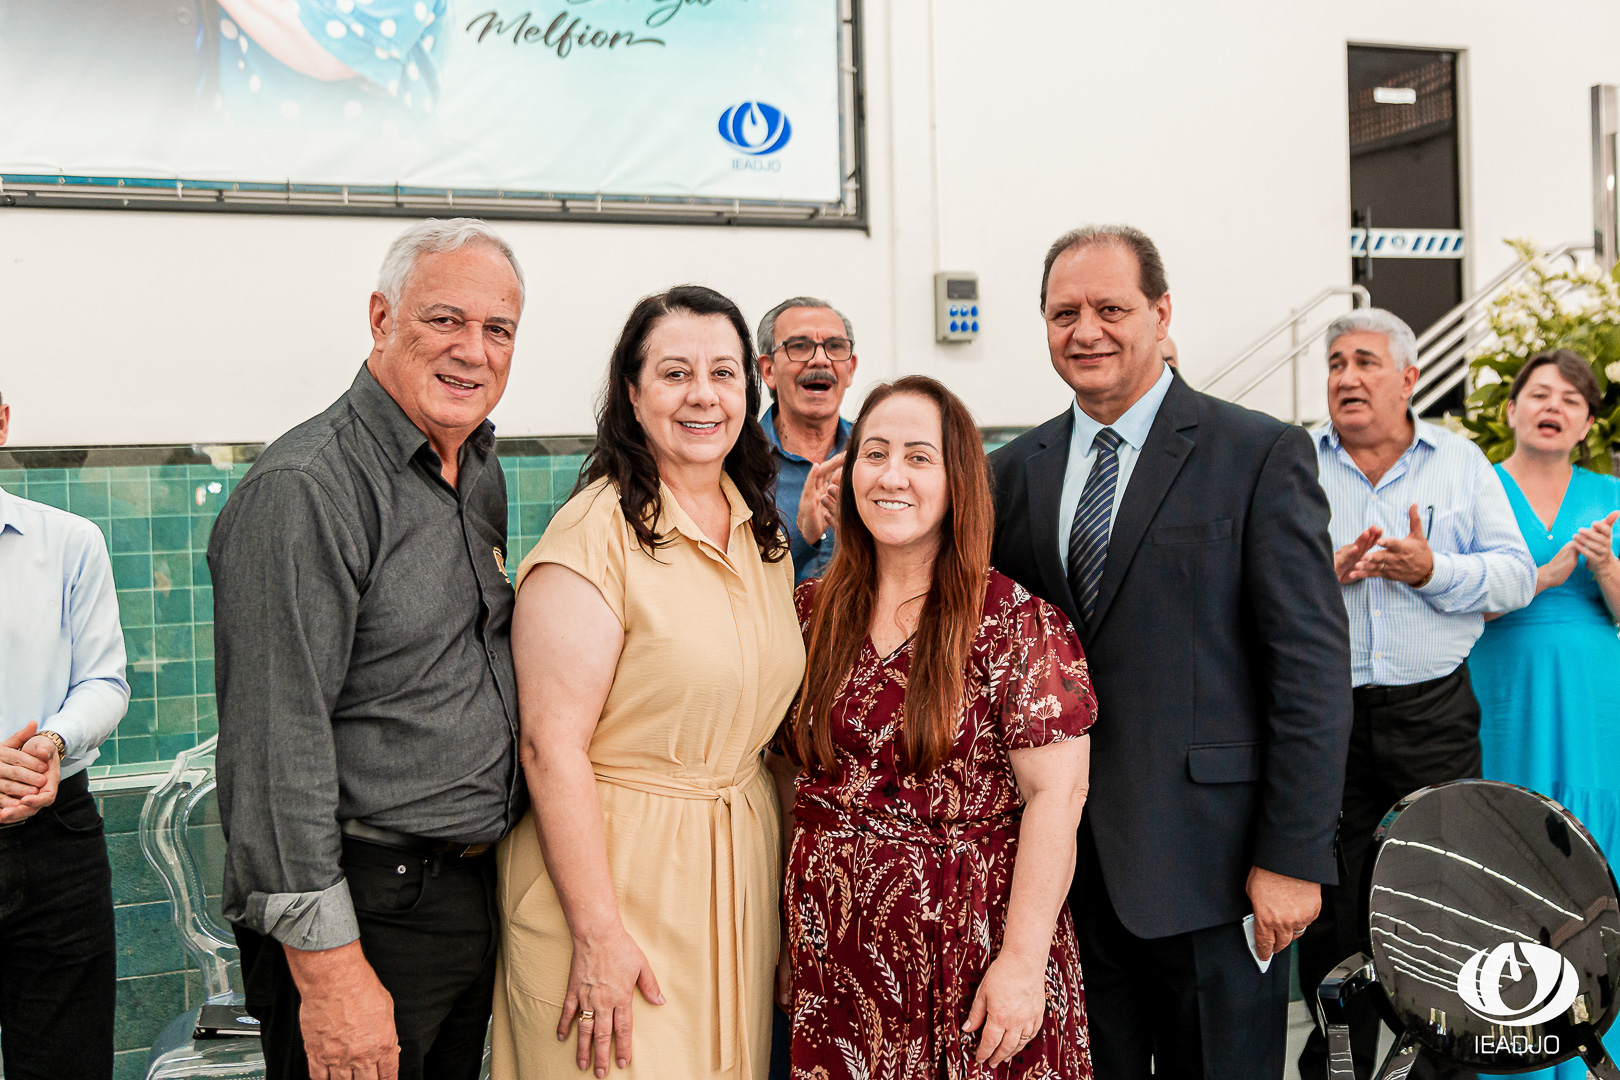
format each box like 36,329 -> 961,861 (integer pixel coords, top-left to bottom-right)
1473,349 -> 1620,1079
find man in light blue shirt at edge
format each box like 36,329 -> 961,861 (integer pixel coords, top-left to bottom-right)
0,388 -> 131,1080
1295,309 -> 1534,1080
756,296 -> 857,584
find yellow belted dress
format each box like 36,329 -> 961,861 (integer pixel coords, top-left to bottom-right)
490,476 -> 805,1080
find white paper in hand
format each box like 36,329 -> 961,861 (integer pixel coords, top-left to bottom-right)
1243,914 -> 1273,973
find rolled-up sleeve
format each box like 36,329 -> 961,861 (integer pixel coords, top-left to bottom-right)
208,470 -> 363,952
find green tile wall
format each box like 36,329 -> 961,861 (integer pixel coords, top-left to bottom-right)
0,445 -> 588,772
0,431 -> 1022,1074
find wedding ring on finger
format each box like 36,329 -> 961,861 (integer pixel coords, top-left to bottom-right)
578,1009 -> 595,1023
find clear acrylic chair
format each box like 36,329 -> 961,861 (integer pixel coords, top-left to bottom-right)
137,734 -> 495,1079
140,734 -> 264,1079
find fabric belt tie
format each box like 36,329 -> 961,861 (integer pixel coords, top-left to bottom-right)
592,763 -> 765,1077
794,800 -> 1020,1068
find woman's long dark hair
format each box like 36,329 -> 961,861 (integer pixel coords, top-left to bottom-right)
787,376 -> 993,776
577,285 -> 787,561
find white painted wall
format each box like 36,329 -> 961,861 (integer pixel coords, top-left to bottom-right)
4,0 -> 1618,446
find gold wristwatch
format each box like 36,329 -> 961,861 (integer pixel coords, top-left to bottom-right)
40,730 -> 67,760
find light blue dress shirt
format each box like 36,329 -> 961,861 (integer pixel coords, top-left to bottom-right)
0,486 -> 129,780
1057,362 -> 1175,571
1312,415 -> 1535,687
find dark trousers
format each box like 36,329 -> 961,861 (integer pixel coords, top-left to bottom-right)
1296,664 -> 1481,1080
769,1004 -> 792,1080
1072,822 -> 1291,1079
0,770 -> 117,1080
236,835 -> 498,1080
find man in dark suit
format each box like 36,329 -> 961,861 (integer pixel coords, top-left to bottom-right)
989,225 -> 1353,1078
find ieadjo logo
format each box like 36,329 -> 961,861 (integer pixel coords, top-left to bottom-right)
1455,941 -> 1579,1027
719,102 -> 792,155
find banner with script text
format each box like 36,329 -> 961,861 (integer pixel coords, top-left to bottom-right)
0,0 -> 842,205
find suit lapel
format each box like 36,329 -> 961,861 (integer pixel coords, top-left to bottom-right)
1089,376 -> 1200,634
1022,410 -> 1078,624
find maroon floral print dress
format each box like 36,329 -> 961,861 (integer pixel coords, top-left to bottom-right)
784,570 -> 1097,1080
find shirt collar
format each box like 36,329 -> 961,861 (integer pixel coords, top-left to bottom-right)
1071,361 -> 1174,452
347,362 -> 495,473
0,485 -> 23,536
761,403 -> 852,464
1318,409 -> 1438,454
657,472 -> 754,548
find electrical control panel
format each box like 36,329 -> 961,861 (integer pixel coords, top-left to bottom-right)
934,271 -> 980,344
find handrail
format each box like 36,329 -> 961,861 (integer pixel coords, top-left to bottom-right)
1412,242 -> 1589,355
1409,242 -> 1591,413
1205,285 -> 1371,389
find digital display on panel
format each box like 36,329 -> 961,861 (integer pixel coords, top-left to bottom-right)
0,0 -> 849,215
946,278 -> 977,300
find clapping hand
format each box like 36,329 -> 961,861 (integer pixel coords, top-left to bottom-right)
1572,511 -> 1620,583
1536,541 -> 1579,594
1333,526 -> 1383,584
0,721 -> 55,825
1347,505 -> 1435,587
796,453 -> 844,546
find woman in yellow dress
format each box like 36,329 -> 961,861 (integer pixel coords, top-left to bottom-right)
490,285 -> 804,1080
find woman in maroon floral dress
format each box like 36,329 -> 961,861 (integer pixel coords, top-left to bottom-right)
771,376 -> 1096,1080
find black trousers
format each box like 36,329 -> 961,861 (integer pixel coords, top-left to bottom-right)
769,1004 -> 792,1080
236,835 -> 498,1080
1072,821 -> 1291,1079
1296,664 -> 1481,1080
0,770 -> 117,1080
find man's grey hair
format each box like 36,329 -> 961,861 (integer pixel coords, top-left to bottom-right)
1325,308 -> 1417,369
755,296 -> 854,356
376,218 -> 525,309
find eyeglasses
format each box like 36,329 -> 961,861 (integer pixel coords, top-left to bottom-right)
774,336 -> 854,363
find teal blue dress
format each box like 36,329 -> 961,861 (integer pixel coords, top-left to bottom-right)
1473,464 -> 1620,1080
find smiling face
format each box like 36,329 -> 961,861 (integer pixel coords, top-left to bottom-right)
1043,242 -> 1171,423
759,306 -> 858,424
1327,330 -> 1418,441
1507,362 -> 1595,456
850,392 -> 950,558
367,242 -> 520,452
628,311 -> 749,480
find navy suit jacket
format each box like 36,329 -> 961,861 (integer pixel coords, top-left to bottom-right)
989,373 -> 1352,939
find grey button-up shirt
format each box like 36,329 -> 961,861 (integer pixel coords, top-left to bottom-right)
209,364 -> 521,951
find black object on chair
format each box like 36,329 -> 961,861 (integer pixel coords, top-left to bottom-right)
1316,779 -> 1620,1079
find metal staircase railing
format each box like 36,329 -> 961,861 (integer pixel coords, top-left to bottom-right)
1409,242 -> 1591,414
1203,286 -> 1370,422
1210,243 -> 1592,425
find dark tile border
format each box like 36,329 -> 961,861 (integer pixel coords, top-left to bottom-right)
0,436 -> 598,471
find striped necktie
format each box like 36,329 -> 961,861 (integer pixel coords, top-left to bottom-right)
1067,427 -> 1124,622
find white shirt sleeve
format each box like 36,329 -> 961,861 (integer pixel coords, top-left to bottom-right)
41,526 -> 130,764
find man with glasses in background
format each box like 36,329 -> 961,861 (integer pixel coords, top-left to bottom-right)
756,297 -> 860,583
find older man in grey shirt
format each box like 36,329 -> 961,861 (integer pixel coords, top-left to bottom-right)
210,218 -> 524,1080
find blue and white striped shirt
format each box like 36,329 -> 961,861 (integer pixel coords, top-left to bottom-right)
1312,415 -> 1535,687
